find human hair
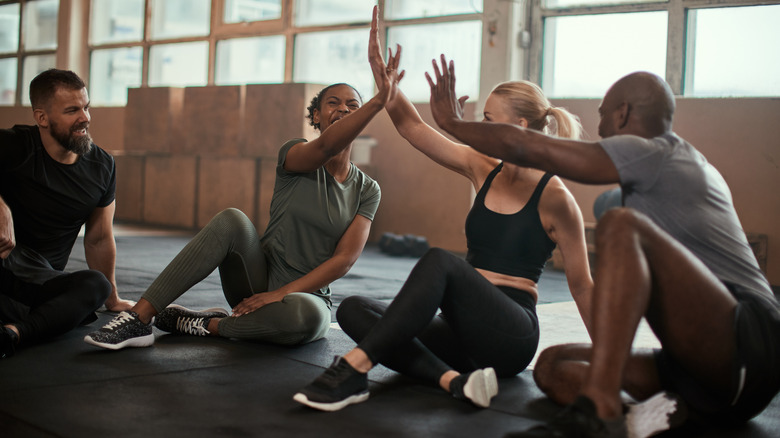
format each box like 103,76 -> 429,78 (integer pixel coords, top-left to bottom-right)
29,69 -> 87,110
306,83 -> 363,131
490,81 -> 583,140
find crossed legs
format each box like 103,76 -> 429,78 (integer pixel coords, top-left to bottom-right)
533,208 -> 738,420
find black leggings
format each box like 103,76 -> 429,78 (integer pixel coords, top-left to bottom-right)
337,248 -> 539,384
0,269 -> 111,345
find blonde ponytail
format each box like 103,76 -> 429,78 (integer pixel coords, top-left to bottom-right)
490,81 -> 583,140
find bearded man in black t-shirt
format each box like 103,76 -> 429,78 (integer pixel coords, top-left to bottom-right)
0,69 -> 134,359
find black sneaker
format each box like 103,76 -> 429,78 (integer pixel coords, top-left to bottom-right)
84,311 -> 154,350
293,356 -> 369,412
626,391 -> 687,438
450,367 -> 499,408
1,322 -> 18,359
154,304 -> 228,336
505,396 -> 628,438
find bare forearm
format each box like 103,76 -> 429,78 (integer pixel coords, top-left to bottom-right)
318,98 -> 385,157
85,239 -> 118,294
439,118 -> 532,165
277,254 -> 355,296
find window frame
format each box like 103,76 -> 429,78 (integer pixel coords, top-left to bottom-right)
529,0 -> 780,96
0,0 -> 60,106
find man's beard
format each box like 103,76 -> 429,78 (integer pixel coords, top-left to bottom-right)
51,120 -> 92,155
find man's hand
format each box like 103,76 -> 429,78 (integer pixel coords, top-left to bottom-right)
104,295 -> 136,312
425,55 -> 468,133
0,199 -> 16,259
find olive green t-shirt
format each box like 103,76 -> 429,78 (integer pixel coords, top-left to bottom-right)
260,139 -> 381,304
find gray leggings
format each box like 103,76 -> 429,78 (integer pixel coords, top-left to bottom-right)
143,208 -> 330,345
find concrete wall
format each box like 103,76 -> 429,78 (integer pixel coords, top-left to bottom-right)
2,94 -> 778,286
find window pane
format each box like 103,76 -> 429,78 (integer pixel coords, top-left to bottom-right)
544,0 -> 662,8
90,47 -> 143,106
385,0 -> 482,19
686,5 -> 780,97
294,29 -> 373,101
224,0 -> 281,23
216,36 -> 285,85
148,42 -> 209,87
22,54 -> 56,105
23,0 -> 59,51
150,0 -> 210,40
543,12 -> 667,98
388,21 -> 482,102
0,3 -> 20,54
0,58 -> 17,105
90,0 -> 145,44
294,0 -> 375,27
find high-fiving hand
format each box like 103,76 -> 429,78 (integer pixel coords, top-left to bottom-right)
425,55 -> 469,133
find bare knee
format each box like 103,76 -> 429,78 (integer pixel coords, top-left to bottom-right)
595,208 -> 644,244
533,345 -> 566,393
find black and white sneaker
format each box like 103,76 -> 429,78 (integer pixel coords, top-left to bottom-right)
450,367 -> 499,408
293,356 -> 369,412
84,311 -> 154,350
626,391 -> 687,438
154,304 -> 229,336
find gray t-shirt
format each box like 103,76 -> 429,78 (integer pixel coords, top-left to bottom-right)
260,139 -> 381,301
600,133 -> 772,299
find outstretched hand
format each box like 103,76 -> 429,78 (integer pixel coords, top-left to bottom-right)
368,5 -> 404,104
425,55 -> 468,133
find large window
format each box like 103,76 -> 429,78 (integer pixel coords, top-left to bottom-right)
0,0 -> 59,106
542,12 -> 667,97
685,4 -> 780,97
83,0 -> 485,106
534,0 -> 780,97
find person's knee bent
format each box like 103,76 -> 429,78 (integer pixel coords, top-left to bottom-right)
533,345 -> 563,393
70,270 -> 112,309
336,295 -> 380,341
209,208 -> 253,231
595,207 -> 655,247
277,293 -> 330,345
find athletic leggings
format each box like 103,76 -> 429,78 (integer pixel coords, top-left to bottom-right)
337,247 -> 539,384
142,208 -> 330,345
0,269 -> 111,345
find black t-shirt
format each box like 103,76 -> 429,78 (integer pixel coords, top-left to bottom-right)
0,125 -> 116,271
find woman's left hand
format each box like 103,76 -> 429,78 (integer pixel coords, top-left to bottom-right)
232,290 -> 286,316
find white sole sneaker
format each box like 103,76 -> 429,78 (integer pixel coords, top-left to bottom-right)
463,367 -> 498,408
292,391 -> 369,412
626,391 -> 687,438
83,332 -> 155,350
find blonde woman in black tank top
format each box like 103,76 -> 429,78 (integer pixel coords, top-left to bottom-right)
294,10 -> 594,413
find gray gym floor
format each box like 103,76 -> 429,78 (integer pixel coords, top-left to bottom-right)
0,226 -> 777,437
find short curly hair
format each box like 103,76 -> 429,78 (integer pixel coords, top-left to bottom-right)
306,83 -> 363,131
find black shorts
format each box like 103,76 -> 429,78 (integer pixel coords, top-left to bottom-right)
654,282 -> 780,424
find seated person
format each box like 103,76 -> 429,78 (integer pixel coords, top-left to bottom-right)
427,60 -> 780,438
84,11 -> 393,349
294,11 -> 594,412
1,69 -> 133,359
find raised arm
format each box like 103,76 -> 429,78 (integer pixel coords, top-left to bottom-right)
426,55 -> 620,185
368,16 -> 489,181
284,6 -> 392,173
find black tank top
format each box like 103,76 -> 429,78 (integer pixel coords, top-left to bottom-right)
464,163 -> 556,282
